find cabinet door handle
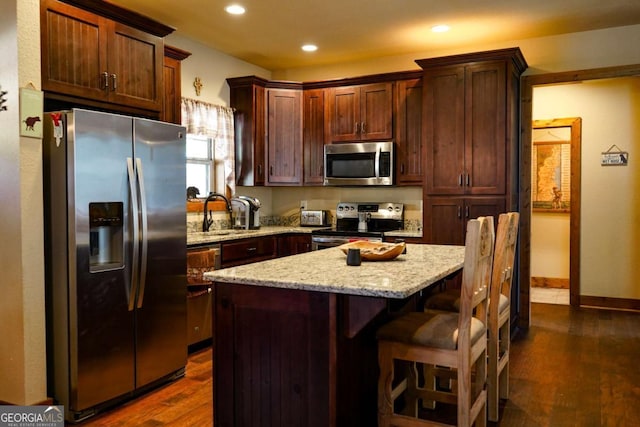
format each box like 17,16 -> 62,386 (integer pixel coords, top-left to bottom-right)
361,122 -> 366,134
458,173 -> 463,186
102,72 -> 109,90
457,206 -> 462,219
270,165 -> 273,176
354,122 -> 359,135
247,247 -> 257,253
466,174 -> 470,186
400,164 -> 405,174
465,206 -> 470,218
257,164 -> 262,177
111,74 -> 117,90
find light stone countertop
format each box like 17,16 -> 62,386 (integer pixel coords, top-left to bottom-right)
204,243 -> 464,299
187,226 -> 323,246
188,226 -> 422,246
384,230 -> 422,239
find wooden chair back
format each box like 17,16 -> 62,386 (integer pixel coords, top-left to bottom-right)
489,212 -> 519,312
458,216 -> 495,352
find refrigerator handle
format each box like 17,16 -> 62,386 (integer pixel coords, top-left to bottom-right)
127,157 -> 140,312
135,158 -> 148,309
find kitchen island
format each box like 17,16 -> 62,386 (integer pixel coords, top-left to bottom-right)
204,244 -> 464,427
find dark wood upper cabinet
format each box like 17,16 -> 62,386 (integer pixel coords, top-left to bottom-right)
162,45 -> 191,124
228,76 -> 267,186
422,61 -> 509,195
418,49 -> 527,197
303,89 -> 327,185
229,78 -> 307,187
395,78 -> 423,185
266,88 -> 303,185
328,82 -> 393,142
41,0 -> 165,113
418,48 -> 527,246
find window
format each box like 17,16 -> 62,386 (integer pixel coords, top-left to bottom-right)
186,134 -> 214,196
181,98 -> 236,197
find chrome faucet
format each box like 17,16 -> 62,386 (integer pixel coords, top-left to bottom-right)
202,192 -> 233,232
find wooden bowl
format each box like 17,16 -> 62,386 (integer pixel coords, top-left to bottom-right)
338,241 -> 406,261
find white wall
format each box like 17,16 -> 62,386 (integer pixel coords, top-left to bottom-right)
165,34 -> 271,106
272,24 -> 640,81
530,213 -> 570,278
0,0 -> 46,406
533,78 -> 640,299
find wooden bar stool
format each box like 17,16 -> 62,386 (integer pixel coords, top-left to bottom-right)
420,212 -> 519,422
376,216 -> 495,427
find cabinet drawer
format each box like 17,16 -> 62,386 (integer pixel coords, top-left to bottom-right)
221,236 -> 277,267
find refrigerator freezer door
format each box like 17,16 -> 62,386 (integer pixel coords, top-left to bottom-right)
70,110 -> 136,411
133,118 -> 187,388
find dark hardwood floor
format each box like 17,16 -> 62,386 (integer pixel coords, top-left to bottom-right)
77,345 -> 213,426
498,303 -> 640,426
76,303 -> 640,426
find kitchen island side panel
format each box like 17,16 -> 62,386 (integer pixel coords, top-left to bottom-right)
214,283 -> 335,427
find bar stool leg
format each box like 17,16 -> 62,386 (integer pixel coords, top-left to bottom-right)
378,343 -> 393,427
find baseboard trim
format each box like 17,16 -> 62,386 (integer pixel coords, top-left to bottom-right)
531,277 -> 569,289
580,295 -> 640,311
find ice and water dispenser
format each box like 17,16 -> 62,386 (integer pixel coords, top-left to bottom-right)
89,202 -> 124,272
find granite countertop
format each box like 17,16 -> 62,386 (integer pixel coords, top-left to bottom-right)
187,226 -> 324,246
384,230 -> 422,239
188,226 -> 422,246
204,243 -> 464,299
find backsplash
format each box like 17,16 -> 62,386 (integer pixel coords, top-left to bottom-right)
186,211 -> 421,233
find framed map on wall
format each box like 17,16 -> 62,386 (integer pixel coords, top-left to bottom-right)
532,140 -> 571,212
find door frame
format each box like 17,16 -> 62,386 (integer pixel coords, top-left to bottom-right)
531,117 -> 582,306
518,63 -> 640,329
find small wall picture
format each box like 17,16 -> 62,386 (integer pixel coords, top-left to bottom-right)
532,140 -> 571,212
20,86 -> 44,138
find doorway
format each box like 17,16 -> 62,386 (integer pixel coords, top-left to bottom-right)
530,117 -> 582,306
519,63 -> 640,328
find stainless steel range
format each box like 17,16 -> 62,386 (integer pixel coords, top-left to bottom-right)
311,202 -> 404,250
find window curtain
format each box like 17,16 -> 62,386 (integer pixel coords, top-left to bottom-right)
181,97 -> 236,196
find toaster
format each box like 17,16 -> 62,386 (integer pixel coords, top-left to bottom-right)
231,196 -> 261,229
300,210 -> 330,227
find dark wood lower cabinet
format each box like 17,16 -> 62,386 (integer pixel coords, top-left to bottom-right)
423,196 -> 505,245
213,283 -> 413,427
277,234 -> 312,257
220,236 -> 278,268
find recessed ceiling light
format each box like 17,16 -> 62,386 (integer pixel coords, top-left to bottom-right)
301,44 -> 318,52
225,4 -> 245,15
431,24 -> 450,33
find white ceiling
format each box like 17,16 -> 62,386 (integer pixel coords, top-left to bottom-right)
110,0 -> 640,71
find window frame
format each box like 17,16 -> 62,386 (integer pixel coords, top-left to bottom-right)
186,134 -> 215,197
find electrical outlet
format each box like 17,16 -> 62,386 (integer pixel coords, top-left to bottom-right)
300,200 -> 307,210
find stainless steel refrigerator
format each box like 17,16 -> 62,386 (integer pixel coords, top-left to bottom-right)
43,109 -> 187,423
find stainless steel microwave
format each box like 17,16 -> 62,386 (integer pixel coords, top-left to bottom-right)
323,141 -> 394,186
